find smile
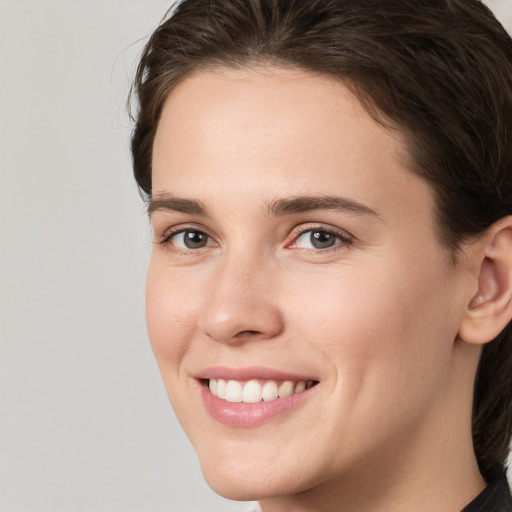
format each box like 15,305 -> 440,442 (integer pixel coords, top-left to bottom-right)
198,369 -> 320,427
208,378 -> 317,403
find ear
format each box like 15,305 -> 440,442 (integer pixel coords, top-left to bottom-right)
458,216 -> 512,345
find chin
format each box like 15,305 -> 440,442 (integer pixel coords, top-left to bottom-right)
198,452 -> 270,500
204,474 -> 266,502
197,446 -> 320,502
203,470 -> 297,502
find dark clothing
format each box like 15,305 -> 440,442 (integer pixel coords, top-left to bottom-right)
462,473 -> 512,512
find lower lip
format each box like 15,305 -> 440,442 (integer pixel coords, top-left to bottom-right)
200,382 -> 315,427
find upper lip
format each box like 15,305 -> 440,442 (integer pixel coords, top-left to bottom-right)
195,366 -> 319,382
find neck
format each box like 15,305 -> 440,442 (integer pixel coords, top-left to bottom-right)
259,343 -> 486,512
259,433 -> 484,512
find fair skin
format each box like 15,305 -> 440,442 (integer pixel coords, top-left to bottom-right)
147,66 -> 512,512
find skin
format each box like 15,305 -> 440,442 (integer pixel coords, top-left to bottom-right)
147,66 -> 488,511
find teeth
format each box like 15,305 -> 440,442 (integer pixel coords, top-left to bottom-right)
216,379 -> 227,399
294,381 -> 306,393
243,380 -> 262,403
208,378 -> 313,403
225,380 -> 243,402
278,381 -> 294,398
262,381 -> 278,401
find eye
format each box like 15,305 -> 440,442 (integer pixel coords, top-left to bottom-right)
293,229 -> 350,250
167,229 -> 213,249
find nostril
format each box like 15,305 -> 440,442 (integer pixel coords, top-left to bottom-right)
236,329 -> 263,338
200,300 -> 284,343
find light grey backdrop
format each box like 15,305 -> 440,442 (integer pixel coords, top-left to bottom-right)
1,1 -> 511,511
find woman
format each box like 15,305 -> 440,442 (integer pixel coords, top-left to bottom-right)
130,1 -> 512,510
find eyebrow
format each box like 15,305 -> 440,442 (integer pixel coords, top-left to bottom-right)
148,193 -> 379,218
148,194 -> 209,217
267,195 -> 379,217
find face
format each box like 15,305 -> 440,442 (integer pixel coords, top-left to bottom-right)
147,67 -> 471,502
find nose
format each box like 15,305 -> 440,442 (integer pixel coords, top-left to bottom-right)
198,255 -> 284,344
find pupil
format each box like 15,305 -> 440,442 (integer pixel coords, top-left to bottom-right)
184,231 -> 207,248
311,231 -> 335,249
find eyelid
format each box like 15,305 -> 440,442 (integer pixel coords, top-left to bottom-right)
155,222 -> 353,253
157,223 -> 216,246
286,223 -> 354,250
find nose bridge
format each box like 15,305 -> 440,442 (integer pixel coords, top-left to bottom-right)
198,249 -> 283,343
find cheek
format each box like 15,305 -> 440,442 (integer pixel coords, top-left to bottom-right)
285,257 -> 457,413
145,260 -> 206,433
145,259 -> 199,371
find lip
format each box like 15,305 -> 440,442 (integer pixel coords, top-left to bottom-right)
196,366 -> 319,428
195,366 -> 317,382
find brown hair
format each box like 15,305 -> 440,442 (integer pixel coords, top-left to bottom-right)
130,0 -> 512,482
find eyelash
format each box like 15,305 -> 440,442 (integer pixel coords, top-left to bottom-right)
158,224 -> 215,253
288,225 -> 354,252
157,224 -> 354,254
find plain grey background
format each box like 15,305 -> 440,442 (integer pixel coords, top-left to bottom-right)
1,1 -> 511,511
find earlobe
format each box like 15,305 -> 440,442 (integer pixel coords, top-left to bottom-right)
458,216 -> 512,345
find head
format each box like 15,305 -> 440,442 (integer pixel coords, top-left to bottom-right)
131,0 -> 512,499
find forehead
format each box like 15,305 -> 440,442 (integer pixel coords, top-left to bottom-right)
154,66 -> 406,162
152,66 -> 433,227
162,66 -> 359,121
